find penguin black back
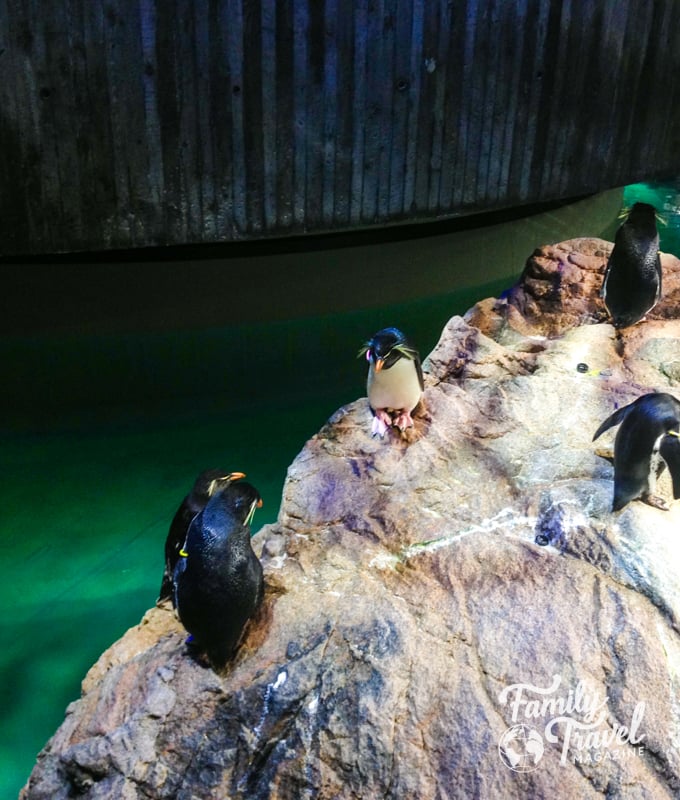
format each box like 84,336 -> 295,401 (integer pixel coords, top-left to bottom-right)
601,202 -> 661,329
158,469 -> 245,604
593,392 -> 680,511
173,480 -> 264,669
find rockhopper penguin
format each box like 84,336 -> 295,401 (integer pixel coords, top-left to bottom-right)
358,327 -> 424,437
158,469 -> 246,604
173,480 -> 264,669
601,202 -> 662,329
592,392 -> 680,511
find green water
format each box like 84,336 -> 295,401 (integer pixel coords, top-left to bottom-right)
1,282 -> 508,798
3,184 -> 677,797
623,180 -> 680,254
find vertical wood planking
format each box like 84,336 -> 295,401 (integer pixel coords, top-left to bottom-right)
207,0 -> 232,238
494,1 -> 524,205
517,0 -> 550,202
224,0 -> 246,234
376,0 -> 396,221
3,0 -> 680,254
274,0 -> 294,229
243,0 -> 265,235
321,0 -> 337,224
139,0 -> 164,228
349,0 -> 367,225
388,0 -> 413,217
331,1 -> 353,225
438,0 -> 466,212
402,0 -> 424,215
304,0 -> 324,229
361,0 -> 384,223
460,0 -> 481,207
260,0 -> 277,230
292,0 -> 309,228
193,0 -> 216,239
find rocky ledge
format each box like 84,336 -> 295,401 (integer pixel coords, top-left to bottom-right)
22,239 -> 680,799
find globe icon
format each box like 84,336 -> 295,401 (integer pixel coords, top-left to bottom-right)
498,724 -> 545,772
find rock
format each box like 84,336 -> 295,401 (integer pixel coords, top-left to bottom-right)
466,237 -> 680,339
22,239 -> 680,799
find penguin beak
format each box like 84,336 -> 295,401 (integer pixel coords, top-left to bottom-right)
208,472 -> 246,497
375,358 -> 385,372
668,430 -> 680,438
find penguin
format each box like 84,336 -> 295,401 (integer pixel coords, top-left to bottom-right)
601,202 -> 662,329
173,480 -> 264,669
157,469 -> 245,604
592,392 -> 680,511
357,327 -> 424,437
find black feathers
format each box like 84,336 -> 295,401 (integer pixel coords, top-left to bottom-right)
173,480 -> 264,669
593,393 -> 680,511
601,202 -> 662,329
158,470 -> 245,604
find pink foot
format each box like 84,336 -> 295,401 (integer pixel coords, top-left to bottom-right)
371,409 -> 392,437
393,410 -> 414,431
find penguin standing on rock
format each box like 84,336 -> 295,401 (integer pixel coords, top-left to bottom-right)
358,327 -> 424,437
157,469 -> 246,604
601,202 -> 662,329
173,480 -> 264,670
592,392 -> 680,511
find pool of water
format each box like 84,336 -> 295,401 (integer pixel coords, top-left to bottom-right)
3,183 -> 678,797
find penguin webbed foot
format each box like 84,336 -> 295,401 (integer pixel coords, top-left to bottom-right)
641,492 -> 670,511
371,408 -> 415,437
393,410 -> 415,432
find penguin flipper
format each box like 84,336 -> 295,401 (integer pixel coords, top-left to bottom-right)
660,434 -> 680,499
171,551 -> 188,608
593,405 -> 630,441
600,257 -> 613,300
415,356 -> 425,393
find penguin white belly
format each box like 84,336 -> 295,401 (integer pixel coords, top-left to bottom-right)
368,358 -> 422,412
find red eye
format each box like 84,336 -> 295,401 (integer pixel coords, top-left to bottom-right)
366,350 -> 372,362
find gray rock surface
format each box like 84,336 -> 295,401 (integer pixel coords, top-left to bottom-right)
22,238 -> 680,799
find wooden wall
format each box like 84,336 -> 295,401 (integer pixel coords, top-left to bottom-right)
1,0 -> 680,256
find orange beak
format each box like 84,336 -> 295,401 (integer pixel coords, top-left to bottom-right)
257,498 -> 264,508
375,358 -> 385,372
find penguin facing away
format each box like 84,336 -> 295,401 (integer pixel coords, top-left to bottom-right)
157,469 -> 246,604
173,480 -> 264,670
601,202 -> 662,329
358,327 -> 424,437
592,392 -> 680,511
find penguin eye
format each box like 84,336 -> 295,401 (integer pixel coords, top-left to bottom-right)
366,350 -> 372,362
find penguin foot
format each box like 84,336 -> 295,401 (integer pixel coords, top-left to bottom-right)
372,410 -> 392,437
393,410 -> 415,431
641,493 -> 670,511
